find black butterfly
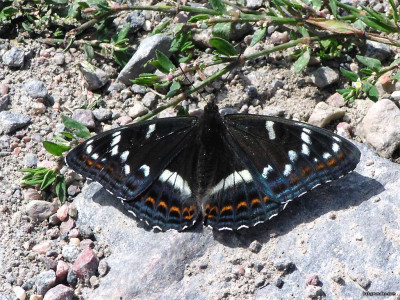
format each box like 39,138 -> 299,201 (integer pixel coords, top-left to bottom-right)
66,103 -> 360,231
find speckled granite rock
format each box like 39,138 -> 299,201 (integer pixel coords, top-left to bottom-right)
73,143 -> 399,299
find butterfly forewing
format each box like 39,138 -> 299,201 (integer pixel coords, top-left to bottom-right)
66,117 -> 198,203
224,114 -> 361,204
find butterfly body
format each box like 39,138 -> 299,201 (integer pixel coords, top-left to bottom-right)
66,103 -> 360,231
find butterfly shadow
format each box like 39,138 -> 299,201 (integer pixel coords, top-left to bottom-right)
211,172 -> 384,248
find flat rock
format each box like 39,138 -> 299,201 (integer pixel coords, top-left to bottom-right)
308,102 -> 345,127
79,61 -> 110,91
310,67 -> 339,88
25,200 -> 58,222
72,143 -> 400,299
2,48 -> 25,67
43,284 -> 73,300
357,99 -> 400,158
0,111 -> 31,134
117,34 -> 172,85
24,80 -> 49,98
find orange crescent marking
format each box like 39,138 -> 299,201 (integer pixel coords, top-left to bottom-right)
263,196 -> 270,202
337,152 -> 344,159
146,197 -> 155,206
316,163 -> 325,170
86,159 -> 93,166
170,206 -> 181,214
301,166 -> 312,177
221,205 -> 233,213
95,163 -> 102,169
251,198 -> 261,206
158,201 -> 167,209
237,201 -> 247,209
81,154 -> 87,159
327,158 -> 337,166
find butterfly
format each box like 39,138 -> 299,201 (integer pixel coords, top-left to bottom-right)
66,102 -> 360,231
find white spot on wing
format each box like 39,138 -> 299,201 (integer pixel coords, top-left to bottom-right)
262,165 -> 273,179
211,170 -> 253,195
323,152 -> 332,159
265,121 -> 276,140
303,128 -> 311,134
288,150 -> 298,162
283,164 -> 292,176
159,169 -> 191,196
86,145 -> 93,154
91,153 -> 99,160
121,151 -> 129,163
301,144 -> 310,156
333,136 -> 341,142
87,139 -> 93,145
139,164 -> 150,177
111,145 -> 119,156
111,135 -> 121,147
301,132 -> 311,144
332,143 -> 340,153
112,131 -> 121,138
124,164 -> 130,175
146,124 -> 156,139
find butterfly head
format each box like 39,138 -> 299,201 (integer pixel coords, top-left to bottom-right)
204,102 -> 219,114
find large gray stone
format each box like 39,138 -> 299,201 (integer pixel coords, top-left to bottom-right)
357,99 -> 400,158
73,143 -> 399,299
117,34 -> 173,85
0,111 -> 31,134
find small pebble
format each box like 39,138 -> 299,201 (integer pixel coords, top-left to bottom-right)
232,265 -> 245,277
98,260 -> 109,277
248,240 -> 262,253
89,275 -> 100,288
306,274 -> 319,286
275,278 -> 284,288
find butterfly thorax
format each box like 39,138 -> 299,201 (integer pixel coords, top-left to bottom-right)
197,103 -> 227,193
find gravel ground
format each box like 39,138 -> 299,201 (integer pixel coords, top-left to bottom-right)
1,1 -> 400,299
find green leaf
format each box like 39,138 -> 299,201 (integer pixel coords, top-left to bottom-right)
166,81 -> 181,98
367,85 -> 379,102
250,27 -> 266,47
389,0 -> 398,25
152,50 -> 175,74
209,0 -> 226,14
209,37 -> 237,56
329,0 -> 337,18
61,115 -> 91,139
392,70 -> 400,81
356,55 -> 381,72
362,82 -> 379,101
212,23 -> 231,40
83,43 -> 94,61
306,19 -> 361,34
152,19 -> 171,34
131,73 -> 160,86
55,176 -> 66,203
41,170 -> 56,190
187,14 -> 209,23
59,131 -> 75,140
294,48 -> 310,72
311,0 -> 322,11
43,141 -> 71,156
0,6 -> 19,20
340,68 -> 359,82
170,32 -> 193,53
297,26 -> 309,37
360,68 -> 373,75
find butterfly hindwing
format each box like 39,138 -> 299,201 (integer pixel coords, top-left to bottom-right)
66,116 -> 198,207
202,141 -> 283,230
122,142 -> 200,231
